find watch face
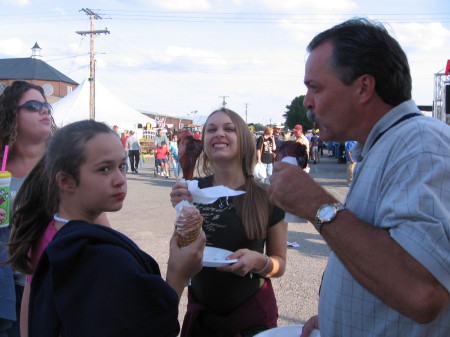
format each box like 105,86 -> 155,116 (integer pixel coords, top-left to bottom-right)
319,205 -> 335,221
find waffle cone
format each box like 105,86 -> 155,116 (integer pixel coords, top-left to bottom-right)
176,223 -> 202,248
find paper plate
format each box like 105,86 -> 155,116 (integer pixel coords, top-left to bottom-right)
254,325 -> 320,337
203,246 -> 238,267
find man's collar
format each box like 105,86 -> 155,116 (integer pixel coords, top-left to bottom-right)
358,100 -> 419,159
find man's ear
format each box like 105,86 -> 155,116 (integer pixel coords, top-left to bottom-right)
56,171 -> 77,192
354,74 -> 376,104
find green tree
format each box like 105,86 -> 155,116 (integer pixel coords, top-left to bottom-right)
253,123 -> 265,132
283,95 -> 314,130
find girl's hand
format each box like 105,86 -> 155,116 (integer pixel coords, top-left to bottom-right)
170,181 -> 192,207
169,230 -> 205,279
217,249 -> 265,277
166,230 -> 206,299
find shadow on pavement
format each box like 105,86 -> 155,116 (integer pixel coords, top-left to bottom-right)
126,170 -> 178,188
278,315 -> 306,326
287,228 -> 331,258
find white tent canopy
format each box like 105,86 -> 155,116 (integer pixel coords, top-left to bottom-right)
52,78 -> 155,134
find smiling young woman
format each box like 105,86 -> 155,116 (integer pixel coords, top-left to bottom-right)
171,108 -> 288,337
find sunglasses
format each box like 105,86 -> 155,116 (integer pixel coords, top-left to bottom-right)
18,100 -> 52,114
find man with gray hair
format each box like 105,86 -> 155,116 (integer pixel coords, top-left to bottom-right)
269,18 -> 450,337
154,128 -> 168,147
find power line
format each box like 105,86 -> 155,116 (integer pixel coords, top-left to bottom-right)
2,9 -> 450,25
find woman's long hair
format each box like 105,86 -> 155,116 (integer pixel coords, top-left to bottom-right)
0,81 -> 57,161
8,120 -> 114,274
200,108 -> 274,239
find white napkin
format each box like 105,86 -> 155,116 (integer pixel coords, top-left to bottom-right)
281,157 -> 308,223
174,200 -> 192,227
180,179 -> 245,204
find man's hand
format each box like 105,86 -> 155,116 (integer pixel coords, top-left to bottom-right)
300,315 -> 319,337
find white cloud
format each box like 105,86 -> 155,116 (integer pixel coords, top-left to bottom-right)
89,46 -> 228,73
164,46 -> 227,67
53,7 -> 66,15
263,0 -> 357,12
0,37 -> 29,57
103,54 -> 148,68
392,22 -> 450,53
95,57 -> 108,70
1,0 -> 30,6
389,22 -> 450,105
68,43 -> 81,54
2,0 -> 445,123
152,0 -> 211,10
71,54 -> 90,69
278,14 -> 345,44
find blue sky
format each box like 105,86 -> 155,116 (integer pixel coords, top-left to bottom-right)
1,0 -> 449,124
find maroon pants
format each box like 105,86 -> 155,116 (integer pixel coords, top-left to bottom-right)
181,279 -> 278,337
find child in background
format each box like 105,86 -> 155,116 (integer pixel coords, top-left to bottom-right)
169,134 -> 180,181
8,120 -> 205,337
120,129 -> 130,173
155,141 -> 170,178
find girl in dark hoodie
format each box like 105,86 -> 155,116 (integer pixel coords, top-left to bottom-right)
8,120 -> 205,337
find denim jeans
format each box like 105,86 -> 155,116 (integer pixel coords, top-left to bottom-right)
262,163 -> 273,184
125,150 -> 129,172
172,160 -> 180,177
0,228 -> 17,337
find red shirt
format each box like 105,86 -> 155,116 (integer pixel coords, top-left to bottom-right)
156,146 -> 169,159
121,135 -> 129,149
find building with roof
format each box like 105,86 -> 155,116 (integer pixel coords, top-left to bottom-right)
0,42 -> 78,103
139,111 -> 193,131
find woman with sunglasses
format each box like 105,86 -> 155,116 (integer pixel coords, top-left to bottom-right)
0,81 -> 56,337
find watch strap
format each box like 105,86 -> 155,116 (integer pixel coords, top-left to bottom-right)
313,202 -> 345,233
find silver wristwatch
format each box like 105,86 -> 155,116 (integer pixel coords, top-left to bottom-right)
313,202 -> 345,233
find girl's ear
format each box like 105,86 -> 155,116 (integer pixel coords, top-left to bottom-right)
56,171 -> 77,192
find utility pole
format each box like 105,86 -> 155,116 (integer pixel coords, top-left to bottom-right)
76,8 -> 110,120
244,103 -> 250,123
190,110 -> 197,125
219,96 -> 229,108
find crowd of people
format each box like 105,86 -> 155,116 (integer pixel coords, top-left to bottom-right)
115,115 -> 344,187
0,17 -> 449,337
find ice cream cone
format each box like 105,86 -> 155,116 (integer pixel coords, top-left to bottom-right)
176,222 -> 202,247
174,203 -> 203,248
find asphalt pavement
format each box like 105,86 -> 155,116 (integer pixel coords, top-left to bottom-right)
107,152 -> 349,331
